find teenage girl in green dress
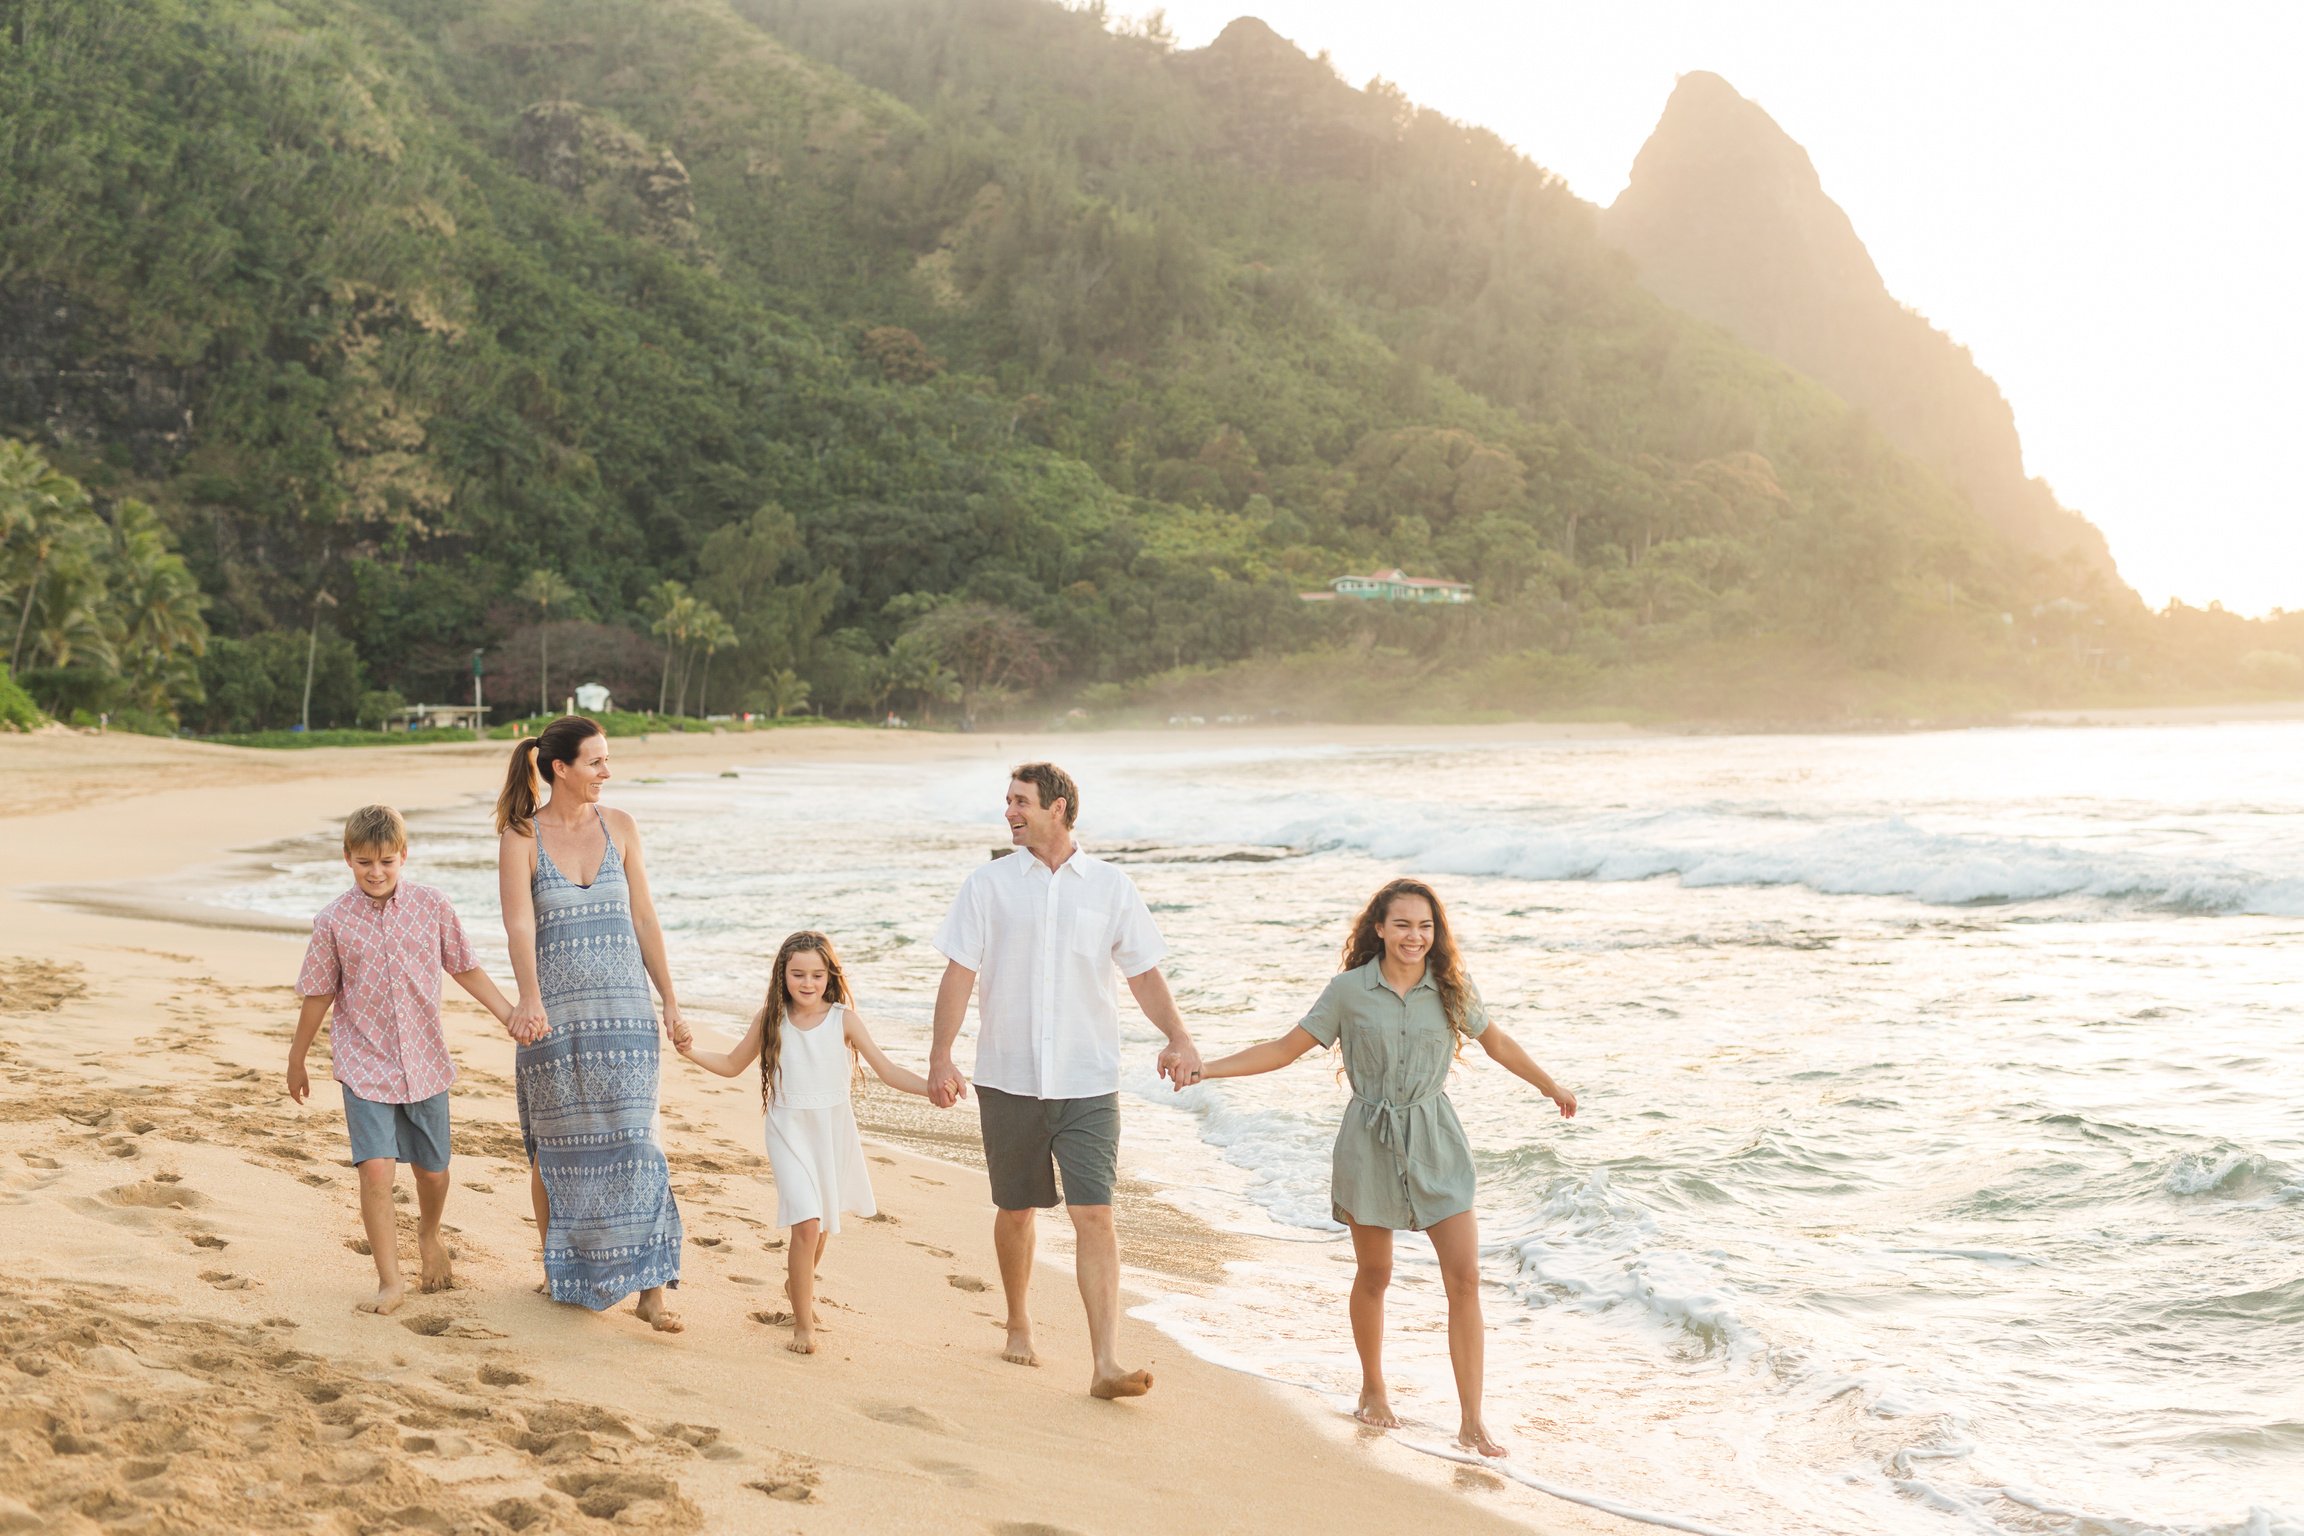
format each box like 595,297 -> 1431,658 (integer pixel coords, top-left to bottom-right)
1200,877 -> 1576,1458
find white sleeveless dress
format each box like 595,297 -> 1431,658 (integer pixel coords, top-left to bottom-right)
765,1005 -> 877,1232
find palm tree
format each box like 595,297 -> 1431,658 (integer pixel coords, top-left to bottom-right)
106,501 -> 208,710
516,568 -> 577,714
754,667 -> 810,719
691,608 -> 738,717
643,579 -> 689,715
0,440 -> 92,676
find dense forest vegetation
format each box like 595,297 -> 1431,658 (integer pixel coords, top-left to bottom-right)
1,0 -> 2295,732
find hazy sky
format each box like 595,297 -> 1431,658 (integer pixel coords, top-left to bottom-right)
1146,1 -> 2303,615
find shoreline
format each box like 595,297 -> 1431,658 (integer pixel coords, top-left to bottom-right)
0,729 -> 1647,1536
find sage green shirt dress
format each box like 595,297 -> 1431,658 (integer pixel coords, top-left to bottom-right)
1298,959 -> 1488,1231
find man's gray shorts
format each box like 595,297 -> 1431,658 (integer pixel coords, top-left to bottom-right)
977,1085 -> 1118,1209
343,1087 -> 451,1172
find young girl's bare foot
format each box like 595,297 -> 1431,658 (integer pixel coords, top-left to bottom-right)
787,1323 -> 816,1355
634,1290 -> 685,1333
1455,1419 -> 1507,1458
1353,1388 -> 1401,1429
1088,1367 -> 1153,1400
357,1280 -> 407,1316
1001,1326 -> 1040,1367
418,1233 -> 454,1293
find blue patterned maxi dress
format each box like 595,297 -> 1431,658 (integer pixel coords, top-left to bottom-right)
518,808 -> 683,1308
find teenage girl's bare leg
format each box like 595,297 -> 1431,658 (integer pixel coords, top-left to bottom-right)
1427,1210 -> 1501,1457
1346,1218 -> 1399,1427
785,1218 -> 822,1353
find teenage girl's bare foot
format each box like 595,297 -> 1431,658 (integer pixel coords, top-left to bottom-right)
418,1233 -> 454,1293
1455,1420 -> 1507,1459
1353,1388 -> 1401,1429
787,1323 -> 817,1355
356,1280 -> 407,1316
634,1291 -> 685,1334
1089,1367 -> 1153,1400
1001,1326 -> 1040,1367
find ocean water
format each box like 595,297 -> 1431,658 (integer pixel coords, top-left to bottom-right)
217,724 -> 2304,1536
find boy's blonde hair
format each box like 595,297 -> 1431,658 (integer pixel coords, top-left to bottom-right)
343,804 -> 409,856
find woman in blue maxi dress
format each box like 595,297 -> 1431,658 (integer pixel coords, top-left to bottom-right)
496,717 -> 686,1331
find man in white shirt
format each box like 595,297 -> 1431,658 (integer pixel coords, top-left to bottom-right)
929,761 -> 1204,1400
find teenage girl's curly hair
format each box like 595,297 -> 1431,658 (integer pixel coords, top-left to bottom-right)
757,930 -> 854,1110
1341,878 -> 1474,1053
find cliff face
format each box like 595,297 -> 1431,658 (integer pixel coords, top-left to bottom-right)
1602,72 -> 2125,592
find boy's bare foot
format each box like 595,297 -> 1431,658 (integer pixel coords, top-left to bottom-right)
787,1324 -> 816,1355
1455,1421 -> 1507,1459
357,1281 -> 407,1316
1089,1367 -> 1153,1400
1353,1389 -> 1401,1429
418,1233 -> 454,1293
634,1292 -> 685,1333
1001,1326 -> 1040,1367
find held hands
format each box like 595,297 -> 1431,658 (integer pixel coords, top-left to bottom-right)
1158,1035 -> 1205,1092
926,1055 -> 968,1109
660,1003 -> 692,1053
286,1058 -> 310,1105
506,994 -> 551,1045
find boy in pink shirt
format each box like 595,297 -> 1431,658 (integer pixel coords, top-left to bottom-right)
286,804 -> 523,1314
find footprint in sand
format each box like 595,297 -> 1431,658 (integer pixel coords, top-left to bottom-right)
547,1471 -> 685,1521
16,1153 -> 59,1169
199,1270 -> 256,1291
861,1402 -> 948,1434
908,1242 -> 956,1259
689,1235 -> 727,1249
99,1179 -> 207,1211
477,1363 -> 530,1387
992,1524 -> 1087,1536
463,1181 -> 494,1194
870,1155 -> 896,1166
914,1456 -> 979,1488
189,1234 -> 228,1250
947,1275 -> 989,1293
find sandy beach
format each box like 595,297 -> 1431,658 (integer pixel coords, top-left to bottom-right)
0,725 -> 1643,1536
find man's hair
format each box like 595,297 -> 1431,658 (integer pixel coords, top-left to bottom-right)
343,804 -> 409,855
1010,762 -> 1079,829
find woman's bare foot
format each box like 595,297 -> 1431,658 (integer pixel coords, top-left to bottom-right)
787,1323 -> 816,1355
1088,1367 -> 1153,1400
356,1280 -> 407,1316
1455,1420 -> 1507,1459
418,1233 -> 454,1293
1353,1388 -> 1401,1429
1001,1326 -> 1040,1367
634,1290 -> 685,1334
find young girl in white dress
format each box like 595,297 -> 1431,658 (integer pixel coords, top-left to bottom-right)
678,930 -> 930,1352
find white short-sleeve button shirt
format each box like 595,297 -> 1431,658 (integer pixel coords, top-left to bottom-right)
933,846 -> 1167,1101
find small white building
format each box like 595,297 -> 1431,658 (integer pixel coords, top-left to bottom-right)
1303,567 -> 1474,605
574,682 -> 613,713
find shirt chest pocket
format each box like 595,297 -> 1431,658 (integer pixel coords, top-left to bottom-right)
1069,905 -> 1114,960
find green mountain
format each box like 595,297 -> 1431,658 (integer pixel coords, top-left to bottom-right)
1,0 -> 2232,728
1601,71 -> 2122,590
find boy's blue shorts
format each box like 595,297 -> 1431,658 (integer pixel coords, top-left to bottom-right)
342,1087 -> 451,1172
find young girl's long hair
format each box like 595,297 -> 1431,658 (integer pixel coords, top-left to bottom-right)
1341,878 -> 1475,1052
758,930 -> 853,1110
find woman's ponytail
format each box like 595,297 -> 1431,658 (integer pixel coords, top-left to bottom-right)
495,737 -> 543,835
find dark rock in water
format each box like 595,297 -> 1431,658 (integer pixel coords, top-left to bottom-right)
1601,72 -> 2125,590
0,283 -> 197,467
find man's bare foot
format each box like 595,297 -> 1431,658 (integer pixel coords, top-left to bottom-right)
634,1292 -> 685,1334
1353,1389 -> 1401,1429
1089,1367 -> 1153,1400
1455,1421 -> 1507,1459
418,1233 -> 454,1293
356,1280 -> 407,1316
1001,1326 -> 1040,1367
787,1324 -> 816,1355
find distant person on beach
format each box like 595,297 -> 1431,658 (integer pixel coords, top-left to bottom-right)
497,715 -> 690,1332
1198,877 -> 1576,1458
286,803 -> 521,1315
927,761 -> 1205,1400
677,929 -> 933,1354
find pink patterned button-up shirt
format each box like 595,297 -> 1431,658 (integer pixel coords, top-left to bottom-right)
296,881 -> 479,1104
